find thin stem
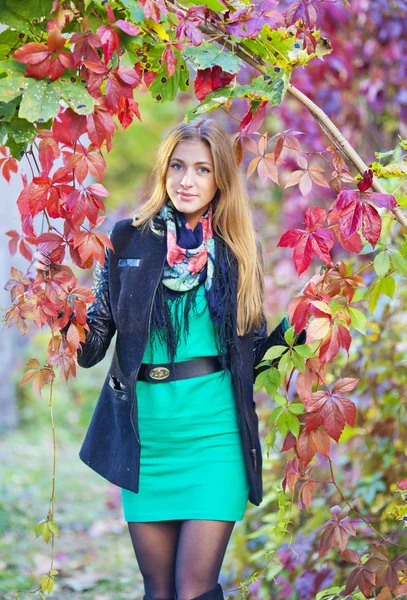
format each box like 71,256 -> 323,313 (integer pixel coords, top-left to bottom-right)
328,457 -> 407,550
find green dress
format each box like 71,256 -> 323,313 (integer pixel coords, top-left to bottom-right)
121,282 -> 250,522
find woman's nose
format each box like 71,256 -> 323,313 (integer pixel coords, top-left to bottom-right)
180,168 -> 195,187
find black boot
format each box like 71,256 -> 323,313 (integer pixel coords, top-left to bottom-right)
174,583 -> 224,600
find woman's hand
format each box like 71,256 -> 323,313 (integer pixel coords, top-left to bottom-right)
298,267 -> 327,296
33,250 -> 52,272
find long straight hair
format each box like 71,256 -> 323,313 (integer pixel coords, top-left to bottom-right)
131,118 -> 264,335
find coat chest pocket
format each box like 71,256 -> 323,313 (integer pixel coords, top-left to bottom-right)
118,258 -> 141,267
109,374 -> 128,400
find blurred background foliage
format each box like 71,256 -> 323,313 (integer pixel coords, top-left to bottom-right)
1,0 -> 407,598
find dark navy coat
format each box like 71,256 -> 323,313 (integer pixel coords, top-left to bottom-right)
76,215 -> 304,506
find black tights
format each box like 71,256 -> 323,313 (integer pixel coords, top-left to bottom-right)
127,519 -> 236,600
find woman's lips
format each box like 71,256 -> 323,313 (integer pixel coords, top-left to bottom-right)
178,192 -> 196,199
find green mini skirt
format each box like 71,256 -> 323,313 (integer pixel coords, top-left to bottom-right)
121,283 -> 250,522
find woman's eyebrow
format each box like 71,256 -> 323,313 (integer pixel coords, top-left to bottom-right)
170,157 -> 213,166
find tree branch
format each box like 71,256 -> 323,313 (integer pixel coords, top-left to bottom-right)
165,0 -> 407,231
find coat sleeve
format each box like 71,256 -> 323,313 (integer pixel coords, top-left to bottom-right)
76,233 -> 116,369
253,314 -> 306,382
252,241 -> 306,382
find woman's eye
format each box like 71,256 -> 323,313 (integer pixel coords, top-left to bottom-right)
170,163 -> 210,174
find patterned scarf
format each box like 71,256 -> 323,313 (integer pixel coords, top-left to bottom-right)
161,199 -> 215,293
149,199 -> 233,369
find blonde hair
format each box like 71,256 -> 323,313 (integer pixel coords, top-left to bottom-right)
131,118 -> 264,335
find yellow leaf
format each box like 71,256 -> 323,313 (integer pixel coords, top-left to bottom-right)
307,317 -> 331,341
149,22 -> 169,41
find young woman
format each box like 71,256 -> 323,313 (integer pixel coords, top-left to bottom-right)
63,118 -> 320,600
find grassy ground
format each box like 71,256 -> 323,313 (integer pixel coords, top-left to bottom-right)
0,419 -> 250,600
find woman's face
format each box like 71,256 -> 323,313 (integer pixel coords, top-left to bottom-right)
165,139 -> 218,230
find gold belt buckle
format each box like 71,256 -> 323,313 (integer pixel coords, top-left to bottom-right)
149,366 -> 170,381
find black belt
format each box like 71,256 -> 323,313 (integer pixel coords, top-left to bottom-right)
137,355 -> 225,383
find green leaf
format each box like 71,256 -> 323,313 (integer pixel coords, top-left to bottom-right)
291,348 -> 305,372
0,29 -> 20,61
284,325 -> 295,345
268,406 -> 283,424
254,368 -> 269,394
381,274 -> 395,298
4,114 -> 36,157
244,27 -> 299,68
293,344 -> 314,357
274,391 -> 286,406
277,411 -> 289,438
150,50 -> 189,103
286,411 -> 300,438
55,77 -> 96,115
263,345 -> 287,361
47,520 -> 60,535
278,350 -> 292,375
348,307 -> 367,334
18,78 -> 60,123
264,427 -> 277,451
0,96 -> 20,122
182,0 -> 226,11
352,286 -> 369,301
185,86 -> 233,121
0,58 -> 28,101
183,42 -> 242,74
368,279 -> 381,313
373,250 -> 390,277
390,250 -> 407,276
288,403 -> 305,415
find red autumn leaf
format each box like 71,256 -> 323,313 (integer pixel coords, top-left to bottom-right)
52,107 -> 87,146
13,27 -> 76,80
96,3 -> 141,64
37,135 -> 60,176
37,232 -> 67,263
86,98 -> 118,152
139,0 -> 162,23
63,143 -> 106,185
194,66 -> 235,101
397,478 -> 407,490
296,356 -> 326,403
318,327 -> 341,363
296,426 -> 330,467
297,478 -> 316,511
65,182 -> 109,226
73,229 -> 112,266
105,65 -> 142,111
333,187 -> 383,247
83,59 -> 109,98
296,427 -> 317,466
5,230 -> 36,261
273,131 -> 302,162
357,168 -> 373,192
318,505 -> 356,556
277,206 -> 334,275
345,565 -> 376,597
0,146 -> 18,181
239,100 -> 268,136
4,267 -> 32,302
70,25 -> 103,64
117,96 -> 142,130
305,378 -> 358,442
47,335 -> 77,382
282,456 -> 302,492
20,361 -> 55,398
176,5 -> 205,46
281,430 -> 297,452
162,45 -> 178,78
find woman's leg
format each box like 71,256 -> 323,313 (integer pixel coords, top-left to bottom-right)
127,520 -> 182,599
174,519 -> 236,600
